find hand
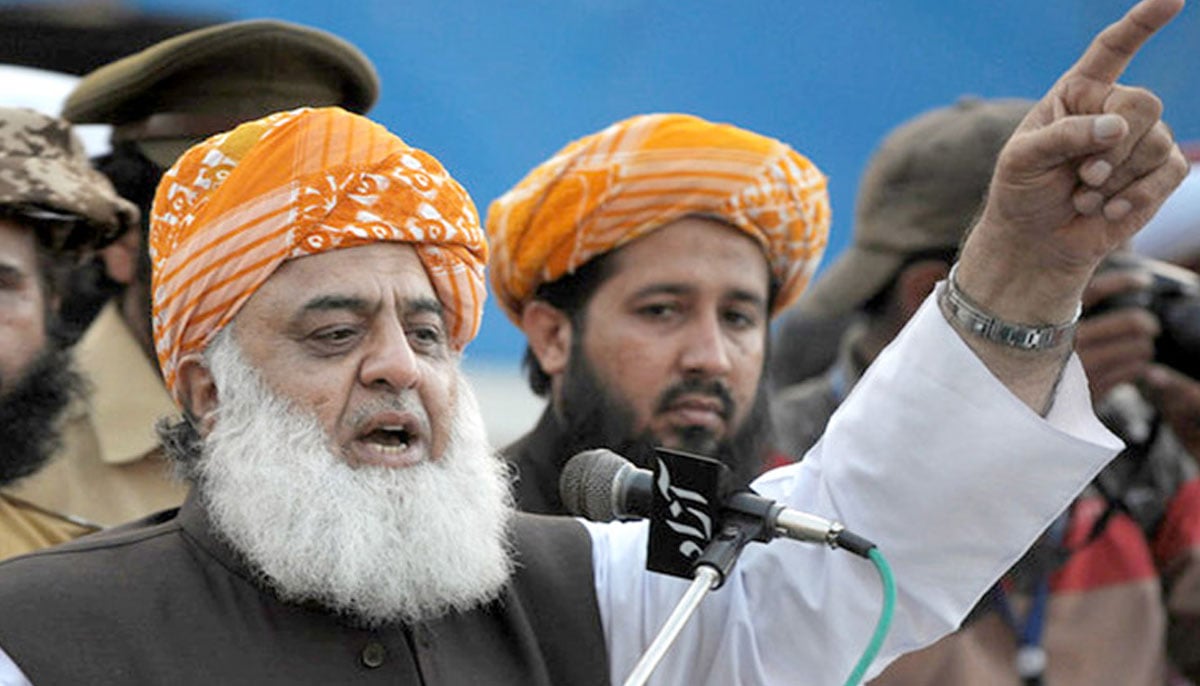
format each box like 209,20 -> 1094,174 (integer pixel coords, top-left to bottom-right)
957,0 -> 1190,325
1142,364 -> 1200,459
1077,268 -> 1159,400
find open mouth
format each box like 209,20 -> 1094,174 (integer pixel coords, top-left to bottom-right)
350,412 -> 426,467
362,426 -> 415,453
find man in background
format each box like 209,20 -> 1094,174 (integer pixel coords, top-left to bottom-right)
486,113 -> 826,513
774,98 -> 1031,457
0,107 -> 137,559
773,97 -> 1200,684
8,19 -> 380,526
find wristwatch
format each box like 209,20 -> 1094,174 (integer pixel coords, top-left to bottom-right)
938,264 -> 1080,351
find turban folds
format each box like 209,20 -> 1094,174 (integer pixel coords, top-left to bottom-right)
150,107 -> 487,404
486,113 -> 830,324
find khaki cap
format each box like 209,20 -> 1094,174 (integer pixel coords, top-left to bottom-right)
800,97 -> 1032,318
0,107 -> 138,250
62,19 -> 379,168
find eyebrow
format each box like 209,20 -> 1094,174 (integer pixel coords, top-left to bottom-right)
299,295 -> 372,315
407,297 -> 445,318
631,283 -> 767,308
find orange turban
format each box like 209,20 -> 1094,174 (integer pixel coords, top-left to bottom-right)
486,113 -> 830,324
150,107 -> 487,404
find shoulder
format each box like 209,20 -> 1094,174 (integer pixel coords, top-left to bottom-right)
501,425 -> 556,474
773,374 -> 838,417
500,431 -> 534,470
511,512 -> 592,565
771,375 -> 840,459
502,432 -> 567,515
0,508 -> 183,600
0,493 -> 97,560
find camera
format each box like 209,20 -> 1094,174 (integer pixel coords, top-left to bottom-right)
1087,252 -> 1200,381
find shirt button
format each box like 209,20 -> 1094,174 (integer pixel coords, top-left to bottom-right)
361,641 -> 387,668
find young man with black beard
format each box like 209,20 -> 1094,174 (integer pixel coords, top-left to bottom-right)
0,107 -> 138,560
487,118 -> 814,515
501,240 -> 776,516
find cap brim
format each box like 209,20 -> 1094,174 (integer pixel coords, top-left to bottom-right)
796,244 -> 907,318
0,158 -> 138,249
137,138 -> 203,171
63,19 -> 380,125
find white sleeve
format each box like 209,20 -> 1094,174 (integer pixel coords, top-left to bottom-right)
586,294 -> 1123,686
0,648 -> 31,686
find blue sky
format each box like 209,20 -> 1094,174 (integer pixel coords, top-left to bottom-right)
128,0 -> 1200,362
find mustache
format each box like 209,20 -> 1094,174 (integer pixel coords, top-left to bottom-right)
654,377 -> 735,420
346,393 -> 432,434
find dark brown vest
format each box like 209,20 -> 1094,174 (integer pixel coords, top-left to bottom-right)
504,409 -> 573,515
0,494 -> 609,685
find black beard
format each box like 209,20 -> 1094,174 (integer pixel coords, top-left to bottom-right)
0,345 -> 82,486
554,339 -> 772,491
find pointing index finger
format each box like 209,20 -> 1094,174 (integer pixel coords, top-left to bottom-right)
1067,0 -> 1184,85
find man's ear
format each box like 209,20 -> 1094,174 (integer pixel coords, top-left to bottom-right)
99,229 -> 140,286
521,300 -> 573,378
896,260 -> 951,321
175,353 -> 219,436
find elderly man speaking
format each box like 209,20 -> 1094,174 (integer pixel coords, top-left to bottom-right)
0,1 -> 1190,682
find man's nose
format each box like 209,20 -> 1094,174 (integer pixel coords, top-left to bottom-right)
679,311 -> 734,377
359,321 -> 420,391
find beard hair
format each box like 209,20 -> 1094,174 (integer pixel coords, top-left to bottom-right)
0,344 -> 82,486
194,330 -> 515,627
556,335 -> 772,490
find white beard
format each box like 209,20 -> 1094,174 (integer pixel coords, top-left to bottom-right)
194,330 -> 515,627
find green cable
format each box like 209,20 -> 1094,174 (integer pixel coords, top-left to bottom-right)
842,547 -> 896,686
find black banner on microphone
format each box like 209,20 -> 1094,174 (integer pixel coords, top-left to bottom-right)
647,448 -> 724,579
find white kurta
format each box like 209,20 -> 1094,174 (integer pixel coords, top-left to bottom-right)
588,296 -> 1120,685
0,297 -> 1121,686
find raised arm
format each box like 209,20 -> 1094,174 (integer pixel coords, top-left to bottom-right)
954,0 -> 1190,412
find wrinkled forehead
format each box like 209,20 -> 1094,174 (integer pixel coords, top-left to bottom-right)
235,242 -> 436,324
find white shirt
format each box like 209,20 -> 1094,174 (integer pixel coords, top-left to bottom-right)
589,298 -> 1118,685
0,298 -> 1120,685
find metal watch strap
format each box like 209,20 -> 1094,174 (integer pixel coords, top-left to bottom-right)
938,264 -> 1080,351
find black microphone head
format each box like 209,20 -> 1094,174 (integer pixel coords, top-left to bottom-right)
560,448 -> 628,521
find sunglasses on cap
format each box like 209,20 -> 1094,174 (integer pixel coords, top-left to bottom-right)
3,205 -> 122,254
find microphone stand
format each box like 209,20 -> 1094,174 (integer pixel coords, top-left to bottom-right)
623,513 -> 765,686
623,565 -> 722,686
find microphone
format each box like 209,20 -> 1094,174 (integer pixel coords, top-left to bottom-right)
560,448 -> 874,557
